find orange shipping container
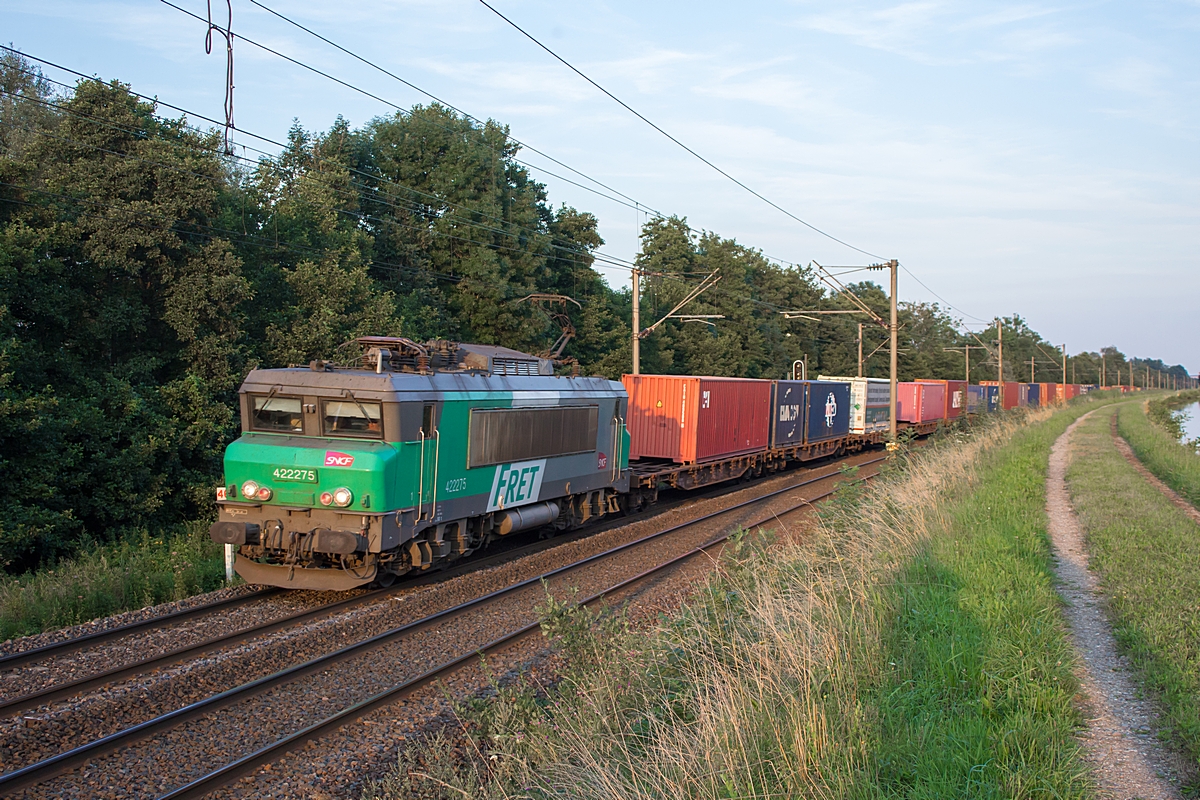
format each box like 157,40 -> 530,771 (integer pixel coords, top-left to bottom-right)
622,374 -> 771,464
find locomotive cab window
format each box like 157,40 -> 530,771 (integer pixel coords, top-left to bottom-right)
468,405 -> 598,468
249,395 -> 304,433
321,399 -> 383,438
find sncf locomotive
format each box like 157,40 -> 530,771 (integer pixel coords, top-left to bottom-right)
210,337 -> 1080,590
210,339 -> 629,590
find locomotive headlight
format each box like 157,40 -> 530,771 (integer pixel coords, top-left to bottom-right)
255,486 -> 273,502
319,491 -> 334,506
332,487 -> 353,507
241,481 -> 260,499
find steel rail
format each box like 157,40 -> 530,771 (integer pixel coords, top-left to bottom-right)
0,585 -> 396,716
0,588 -> 280,673
0,458 -> 819,717
0,455 -> 886,795
161,468 -> 884,800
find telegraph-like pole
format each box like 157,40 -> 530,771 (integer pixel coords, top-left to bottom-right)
889,259 -> 898,440
857,322 -> 863,378
631,267 -> 640,375
996,318 -> 1004,384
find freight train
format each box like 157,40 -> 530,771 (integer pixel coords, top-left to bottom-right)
208,337 -> 1088,590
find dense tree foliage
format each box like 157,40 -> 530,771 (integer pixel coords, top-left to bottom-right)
0,54 -> 1190,572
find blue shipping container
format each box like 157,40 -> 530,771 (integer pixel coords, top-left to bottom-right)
984,385 -> 1000,412
967,385 -> 983,413
804,381 -> 851,443
1027,383 -> 1041,407
770,381 -> 807,447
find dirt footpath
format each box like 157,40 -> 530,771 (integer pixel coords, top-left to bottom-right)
1046,410 -> 1181,800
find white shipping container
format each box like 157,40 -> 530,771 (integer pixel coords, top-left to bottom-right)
818,376 -> 891,434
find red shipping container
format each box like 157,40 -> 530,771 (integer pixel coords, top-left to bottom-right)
919,379 -> 967,418
1040,383 -> 1056,405
896,382 -> 947,423
622,374 -> 771,464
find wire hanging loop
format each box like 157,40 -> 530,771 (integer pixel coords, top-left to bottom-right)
205,0 -> 235,155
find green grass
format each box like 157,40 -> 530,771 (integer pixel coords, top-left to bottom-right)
1117,397 -> 1200,507
865,406 -> 1098,798
0,521 -> 230,642
1068,406 -> 1200,781
362,400 -> 1123,800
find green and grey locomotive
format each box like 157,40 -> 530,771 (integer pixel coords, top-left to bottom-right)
209,338 -> 630,590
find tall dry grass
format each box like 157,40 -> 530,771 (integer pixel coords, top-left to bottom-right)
532,414 -> 1050,799
364,409 -> 1058,800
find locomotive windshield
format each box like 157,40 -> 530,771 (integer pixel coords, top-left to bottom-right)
250,395 -> 303,433
322,399 -> 383,438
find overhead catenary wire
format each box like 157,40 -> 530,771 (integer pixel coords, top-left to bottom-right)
0,78 -> 642,276
0,47 -> 832,290
3,46 -> 984,346
243,0 -> 661,218
0,73 -> 810,321
475,0 -> 886,262
156,0 -> 654,219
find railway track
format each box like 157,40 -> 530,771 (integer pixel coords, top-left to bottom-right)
0,452 -> 888,799
0,451 -> 871,718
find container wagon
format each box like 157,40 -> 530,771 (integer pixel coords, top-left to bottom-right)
622,374 -> 770,464
817,375 -> 891,434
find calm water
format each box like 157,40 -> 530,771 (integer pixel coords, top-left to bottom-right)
1176,401 -> 1200,443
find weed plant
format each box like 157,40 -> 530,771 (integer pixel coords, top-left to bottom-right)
1067,407 -> 1200,782
363,399 -> 1120,800
0,521 -> 227,641
1117,398 -> 1200,506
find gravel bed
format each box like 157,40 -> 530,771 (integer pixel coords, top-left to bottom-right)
0,583 -> 263,657
0,471 -> 734,712
8,453 -> 883,799
225,499 -> 826,799
0,587 -> 375,704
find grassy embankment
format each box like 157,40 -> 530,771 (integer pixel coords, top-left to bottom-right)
1117,390 -> 1200,507
0,522 -> 228,642
364,397 -> 1120,800
1069,403 -> 1200,780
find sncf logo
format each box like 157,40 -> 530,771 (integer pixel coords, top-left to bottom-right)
324,451 -> 355,467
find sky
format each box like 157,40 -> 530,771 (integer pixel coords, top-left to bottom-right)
4,0 -> 1198,369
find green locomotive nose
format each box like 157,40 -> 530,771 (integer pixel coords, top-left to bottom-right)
224,435 -> 397,512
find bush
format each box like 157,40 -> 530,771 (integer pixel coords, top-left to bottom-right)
0,521 -> 228,641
